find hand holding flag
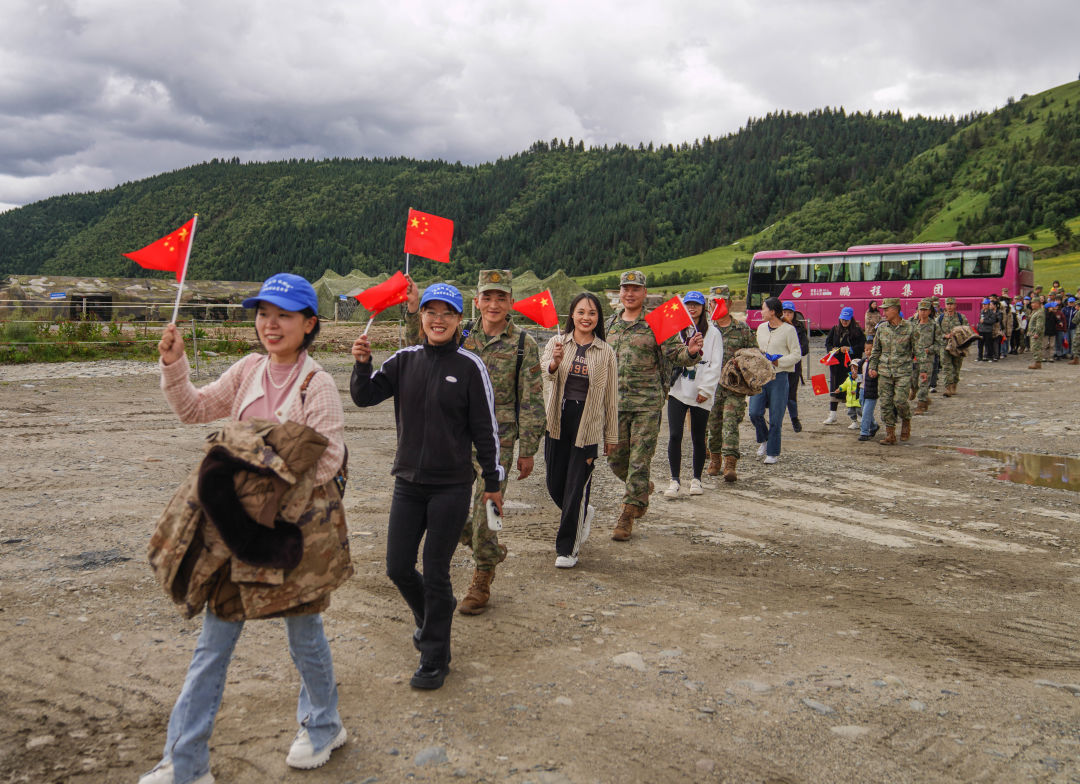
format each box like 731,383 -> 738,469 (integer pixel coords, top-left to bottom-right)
404,208 -> 453,265
355,271 -> 410,336
645,295 -> 694,344
123,214 -> 198,323
513,289 -> 559,328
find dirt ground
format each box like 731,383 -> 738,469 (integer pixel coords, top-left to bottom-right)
2,337 -> 1079,784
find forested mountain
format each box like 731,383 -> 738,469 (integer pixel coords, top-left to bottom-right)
1,81 -> 1077,283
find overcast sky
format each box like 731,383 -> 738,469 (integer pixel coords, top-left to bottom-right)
1,0 -> 1077,213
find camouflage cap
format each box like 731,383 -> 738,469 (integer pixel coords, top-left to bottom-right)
881,297 -> 901,309
945,296 -> 957,305
709,285 -> 731,300
918,298 -> 933,310
477,269 -> 512,294
620,270 -> 647,287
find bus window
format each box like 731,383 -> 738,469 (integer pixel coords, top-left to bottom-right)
844,259 -> 863,282
944,256 -> 962,278
922,252 -> 946,279
1018,249 -> 1033,271
827,259 -> 847,282
962,250 -> 1005,277
902,258 -> 921,279
881,258 -> 905,281
812,263 -> 830,283
860,256 -> 881,282
777,261 -> 806,283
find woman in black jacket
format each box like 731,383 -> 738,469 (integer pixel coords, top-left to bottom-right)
350,283 -> 503,690
823,307 -> 865,426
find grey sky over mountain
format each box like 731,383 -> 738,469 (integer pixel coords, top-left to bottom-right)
1,0 -> 1077,212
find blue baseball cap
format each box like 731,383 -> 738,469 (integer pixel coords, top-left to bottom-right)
782,300 -> 796,311
683,290 -> 706,306
420,283 -> 464,313
982,298 -> 991,304
1024,296 -> 1031,301
1044,301 -> 1053,308
242,273 -> 319,313
839,306 -> 854,320
1070,297 -> 1077,303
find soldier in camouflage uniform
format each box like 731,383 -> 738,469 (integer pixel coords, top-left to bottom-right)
868,297 -> 917,445
607,271 -> 702,540
404,271 -> 544,614
938,296 -> 967,396
910,298 -> 942,415
704,294 -> 756,482
1027,297 -> 1047,369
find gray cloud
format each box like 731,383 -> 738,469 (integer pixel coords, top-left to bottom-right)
1,0 -> 1078,210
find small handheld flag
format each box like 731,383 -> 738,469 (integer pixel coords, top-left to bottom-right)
645,295 -> 694,344
404,208 -> 453,265
820,350 -> 840,366
513,289 -> 559,328
711,298 -> 729,321
123,214 -> 198,324
811,374 -> 829,395
356,271 -> 410,335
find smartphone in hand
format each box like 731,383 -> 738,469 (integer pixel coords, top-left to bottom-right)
485,499 -> 503,531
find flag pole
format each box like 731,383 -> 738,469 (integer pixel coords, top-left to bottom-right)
170,213 -> 198,325
405,253 -> 411,278
363,315 -> 375,337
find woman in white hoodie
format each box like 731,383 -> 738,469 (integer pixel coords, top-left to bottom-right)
664,291 -> 724,496
749,296 -> 802,464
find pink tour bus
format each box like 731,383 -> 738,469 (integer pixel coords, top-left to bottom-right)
744,242 -> 1034,331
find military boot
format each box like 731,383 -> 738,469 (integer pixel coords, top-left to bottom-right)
722,456 -> 738,483
1070,357 -> 1079,365
908,386 -> 916,401
943,384 -> 955,397
879,426 -> 897,445
914,400 -> 929,415
459,569 -> 495,615
899,418 -> 911,441
1028,361 -> 1042,369
706,453 -> 723,476
612,505 -> 636,541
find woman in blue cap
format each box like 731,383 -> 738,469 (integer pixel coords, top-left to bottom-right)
350,283 -> 503,690
976,298 -> 999,361
823,306 -> 865,426
664,291 -> 723,497
144,273 -> 349,784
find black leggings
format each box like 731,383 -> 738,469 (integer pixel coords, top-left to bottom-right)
544,400 -> 597,557
385,478 -> 472,667
667,397 -> 709,481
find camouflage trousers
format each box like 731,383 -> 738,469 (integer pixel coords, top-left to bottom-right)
940,352 -> 963,386
877,373 -> 911,426
608,408 -> 661,509
706,389 -> 748,459
467,444 -> 515,571
1032,335 -> 1049,362
910,362 -> 931,402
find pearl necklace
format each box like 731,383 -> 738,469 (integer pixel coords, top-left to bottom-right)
265,358 -> 300,390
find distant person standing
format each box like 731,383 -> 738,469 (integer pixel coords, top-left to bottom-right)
606,271 -> 702,541
705,294 -> 756,482
1027,296 -> 1047,369
938,297 -> 967,396
823,307 -> 864,426
749,297 -> 801,464
976,299 -> 998,362
911,299 -> 942,415
864,301 -> 883,335
868,297 -> 917,444
856,339 -> 880,442
781,301 -> 809,432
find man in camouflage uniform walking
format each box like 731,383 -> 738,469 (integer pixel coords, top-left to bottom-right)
868,297 -> 917,445
938,296 -> 967,396
1027,297 -> 1047,369
405,270 -> 544,613
704,293 -> 755,482
607,271 -> 702,541
910,298 -> 942,415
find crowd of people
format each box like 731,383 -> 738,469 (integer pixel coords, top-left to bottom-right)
140,268 -> 1073,783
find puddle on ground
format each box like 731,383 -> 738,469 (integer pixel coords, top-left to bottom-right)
941,447 -> 1080,492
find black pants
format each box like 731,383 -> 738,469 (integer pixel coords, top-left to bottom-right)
978,333 -> 996,360
386,477 -> 472,667
544,400 -> 597,557
786,362 -> 801,421
828,363 -> 847,410
667,396 -> 709,481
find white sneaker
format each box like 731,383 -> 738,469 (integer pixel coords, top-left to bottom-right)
823,411 -> 837,424
847,420 -> 860,430
555,554 -> 578,568
663,479 -> 680,497
756,443 -> 767,457
138,762 -> 214,784
286,726 -> 347,770
763,455 -> 779,464
689,478 -> 704,495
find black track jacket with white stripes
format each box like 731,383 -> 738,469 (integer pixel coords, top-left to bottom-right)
350,340 -> 505,492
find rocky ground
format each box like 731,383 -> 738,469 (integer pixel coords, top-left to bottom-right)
2,338 -> 1079,784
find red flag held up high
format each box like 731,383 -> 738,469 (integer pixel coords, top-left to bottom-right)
645,295 -> 694,344
404,208 -> 453,264
356,271 -> 409,315
810,374 -> 829,395
512,289 -> 559,328
123,218 -> 195,282
710,298 -> 729,320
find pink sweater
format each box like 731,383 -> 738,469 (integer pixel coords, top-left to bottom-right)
160,352 -> 346,485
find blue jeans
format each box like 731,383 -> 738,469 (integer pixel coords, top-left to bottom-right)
749,373 -> 789,458
859,398 -> 878,436
159,611 -> 341,784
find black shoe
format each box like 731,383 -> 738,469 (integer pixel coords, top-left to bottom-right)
870,424 -> 880,437
791,418 -> 802,433
857,434 -> 870,441
929,387 -> 936,393
410,662 -> 450,690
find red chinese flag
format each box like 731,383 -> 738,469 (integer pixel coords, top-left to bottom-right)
811,374 -> 829,395
403,208 -> 453,264
711,298 -> 729,320
356,271 -> 409,315
513,289 -> 559,328
645,295 -> 694,344
123,218 -> 195,282
842,347 -> 851,366
819,351 -> 840,365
